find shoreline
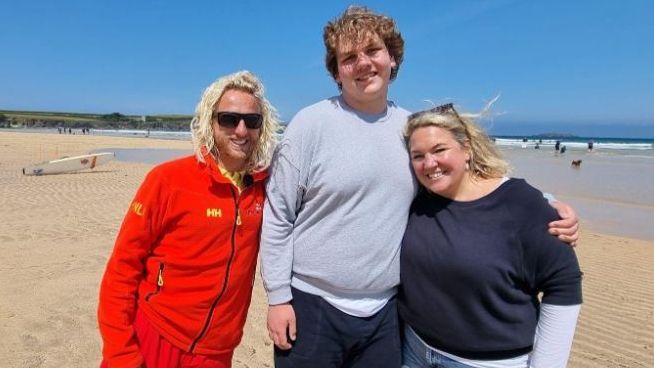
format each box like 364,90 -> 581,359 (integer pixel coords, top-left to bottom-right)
1,131 -> 652,367
500,146 -> 654,241
15,129 -> 649,241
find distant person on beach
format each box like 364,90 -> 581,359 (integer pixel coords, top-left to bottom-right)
588,140 -> 594,152
98,71 -> 280,368
401,103 -> 582,367
555,140 -> 561,152
261,6 -> 580,367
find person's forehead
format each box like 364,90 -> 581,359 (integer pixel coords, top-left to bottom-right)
411,126 -> 455,144
213,89 -> 260,111
337,32 -> 384,55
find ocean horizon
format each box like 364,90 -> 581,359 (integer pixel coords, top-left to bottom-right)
4,126 -> 652,153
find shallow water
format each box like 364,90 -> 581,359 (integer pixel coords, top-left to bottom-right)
502,147 -> 654,240
92,147 -> 192,165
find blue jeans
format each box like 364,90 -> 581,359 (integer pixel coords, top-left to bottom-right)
402,325 -> 472,368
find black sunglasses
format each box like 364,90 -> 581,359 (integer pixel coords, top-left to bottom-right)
212,112 -> 263,129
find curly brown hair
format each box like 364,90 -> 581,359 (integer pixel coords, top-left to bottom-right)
323,6 -> 404,87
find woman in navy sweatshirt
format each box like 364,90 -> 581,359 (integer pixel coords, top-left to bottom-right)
399,103 -> 582,368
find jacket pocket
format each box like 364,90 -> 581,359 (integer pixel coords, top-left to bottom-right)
145,263 -> 165,302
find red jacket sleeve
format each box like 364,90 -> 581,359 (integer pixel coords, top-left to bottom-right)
98,169 -> 169,367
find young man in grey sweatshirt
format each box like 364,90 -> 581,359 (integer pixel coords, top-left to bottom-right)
261,6 -> 579,367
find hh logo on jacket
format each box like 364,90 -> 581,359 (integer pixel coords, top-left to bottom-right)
206,208 -> 222,218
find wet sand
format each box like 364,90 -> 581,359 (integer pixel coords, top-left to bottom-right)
502,146 -> 654,240
0,131 -> 652,367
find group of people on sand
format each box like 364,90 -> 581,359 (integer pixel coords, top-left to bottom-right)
98,6 -> 582,368
57,127 -> 90,135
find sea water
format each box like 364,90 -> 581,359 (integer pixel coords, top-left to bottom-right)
499,141 -> 654,241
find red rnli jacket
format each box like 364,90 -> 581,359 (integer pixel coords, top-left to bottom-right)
98,154 -> 267,368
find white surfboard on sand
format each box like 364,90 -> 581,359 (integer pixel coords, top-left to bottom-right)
22,152 -> 115,176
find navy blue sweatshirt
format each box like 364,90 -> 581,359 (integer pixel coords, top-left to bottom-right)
399,178 -> 582,360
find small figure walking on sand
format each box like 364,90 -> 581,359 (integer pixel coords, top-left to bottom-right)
588,140 -> 594,152
555,140 -> 561,152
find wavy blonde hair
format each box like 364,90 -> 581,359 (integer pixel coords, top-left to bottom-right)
323,5 -> 404,87
404,104 -> 509,179
190,70 -> 280,172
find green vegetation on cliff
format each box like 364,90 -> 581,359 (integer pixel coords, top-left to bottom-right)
0,109 -> 192,131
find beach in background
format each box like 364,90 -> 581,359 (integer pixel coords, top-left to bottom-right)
1,130 -> 652,367
499,142 -> 654,241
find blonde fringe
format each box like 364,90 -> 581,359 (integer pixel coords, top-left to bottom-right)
404,97 -> 510,179
189,70 -> 280,172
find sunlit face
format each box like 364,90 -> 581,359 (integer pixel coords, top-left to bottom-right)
409,126 -> 471,199
335,33 -> 396,111
212,89 -> 261,172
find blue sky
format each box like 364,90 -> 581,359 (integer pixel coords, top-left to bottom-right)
2,0 -> 653,135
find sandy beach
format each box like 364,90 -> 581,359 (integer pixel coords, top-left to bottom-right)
1,131 -> 652,367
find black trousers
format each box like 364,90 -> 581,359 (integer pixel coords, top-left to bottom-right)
274,287 -> 401,368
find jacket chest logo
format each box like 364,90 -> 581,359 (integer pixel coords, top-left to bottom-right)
206,208 -> 222,218
244,202 -> 263,216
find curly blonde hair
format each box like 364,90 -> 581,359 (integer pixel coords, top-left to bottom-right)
404,104 -> 509,179
190,70 -> 280,172
323,6 -> 404,87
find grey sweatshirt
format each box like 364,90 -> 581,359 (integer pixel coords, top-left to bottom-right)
261,96 -> 417,305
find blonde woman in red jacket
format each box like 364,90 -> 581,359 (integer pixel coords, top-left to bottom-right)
98,71 -> 280,368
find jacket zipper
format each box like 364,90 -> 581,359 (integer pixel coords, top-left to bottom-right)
189,186 -> 241,352
145,263 -> 164,302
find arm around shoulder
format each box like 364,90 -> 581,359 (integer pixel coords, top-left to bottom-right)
548,200 -> 580,245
